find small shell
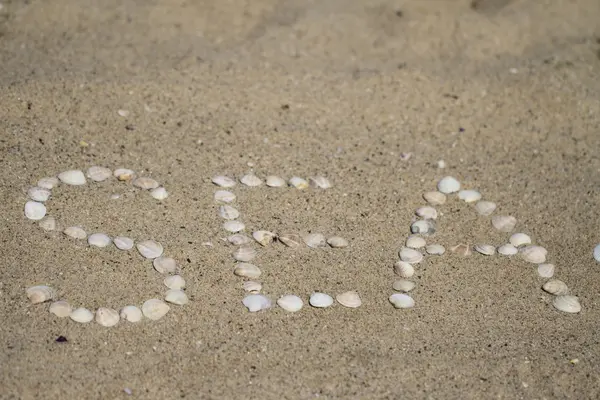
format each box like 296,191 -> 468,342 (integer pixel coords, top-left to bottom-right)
542,279 -> 569,296
212,175 -> 236,188
219,205 -> 240,220
165,289 -> 189,305
450,243 -> 471,256
509,233 -> 531,247
49,301 -> 72,318
26,285 -> 54,304
164,275 -> 186,290
491,215 -> 517,232
243,281 -> 262,293
233,246 -> 257,262
242,294 -> 272,312
118,109 -> 130,117
265,176 -> 286,187
214,190 -> 236,203
393,261 -> 415,278
37,177 -> 59,189
289,177 -> 309,189
416,206 -> 438,220
410,220 -> 436,236
228,234 -> 252,245
88,233 -> 112,248
86,166 -> 112,182
309,176 -> 332,189
253,230 -> 276,246
437,176 -> 460,194
28,187 -> 51,202
114,168 -> 135,181
406,236 -> 426,249
277,295 -> 303,312
399,247 -> 423,264
70,307 -> 94,323
389,293 -> 415,309
458,190 -> 482,203
133,177 -> 159,190
327,236 -> 349,248
593,244 -> 600,262
474,244 -> 496,256
114,236 -> 134,250
309,292 -> 334,308
136,240 -> 164,259
24,201 -> 46,220
240,174 -> 262,187
58,170 -> 86,185
153,256 -> 177,274
520,245 -> 547,264
393,280 -> 416,292
150,187 -> 169,200
303,233 -> 327,248
475,201 -> 497,216
142,299 -> 170,320
497,243 -> 518,256
95,307 -> 120,327
423,191 -> 446,205
553,295 -> 581,314
537,263 -> 555,278
278,234 -> 302,248
223,220 -> 245,233
64,226 -> 87,240
120,306 -> 143,322
336,291 -> 362,308
39,216 -> 56,231
234,263 -> 262,279
426,244 -> 445,255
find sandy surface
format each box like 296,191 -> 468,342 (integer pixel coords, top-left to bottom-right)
2,0 -> 600,398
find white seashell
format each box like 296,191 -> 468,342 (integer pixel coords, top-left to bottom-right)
240,174 -> 262,187
406,236 -> 426,249
133,177 -> 159,190
153,256 -> 177,274
393,260 -> 415,278
309,176 -> 332,189
542,279 -> 569,296
214,190 -> 236,203
553,295 -> 581,314
118,109 -> 130,117
88,233 -> 112,248
474,244 -> 496,256
336,291 -> 362,308
37,177 -> 59,189
594,244 -> 600,262
64,226 -> 87,240
223,220 -> 245,233
49,301 -> 72,318
120,306 -> 143,322
491,215 -> 517,232
303,233 -> 327,248
410,220 -> 436,236
475,201 -> 497,216
28,187 -> 51,202
537,263 -> 555,278
212,175 -> 236,188
142,299 -> 170,320
114,168 -> 135,181
399,247 -> 423,264
58,170 -> 86,185
95,307 -> 120,327
136,240 -> 164,259
24,201 -> 46,220
265,176 -> 286,187
26,285 -> 54,304
234,263 -> 262,279
86,166 -> 112,182
277,295 -> 303,312
114,236 -> 134,250
520,245 -> 547,264
110,194 -> 120,200
219,205 -> 240,220
150,187 -> 169,200
509,233 -> 532,247
423,191 -> 446,205
70,307 -> 94,323
497,243 -> 518,256
233,246 -> 257,262
458,190 -> 482,203
228,234 -> 252,245
289,176 -> 309,189
426,244 -> 445,255
39,216 -> 56,231
450,243 -> 471,256
165,289 -> 189,305
252,230 -> 276,246
242,294 -> 272,312
437,176 -> 460,194
243,281 -> 262,293
416,206 -> 438,220
389,293 -> 415,309
164,275 -> 186,290
309,292 -> 334,308
327,236 -> 349,248
393,280 -> 416,292
278,233 -> 302,248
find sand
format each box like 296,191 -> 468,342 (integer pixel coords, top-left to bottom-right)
2,0 -> 600,398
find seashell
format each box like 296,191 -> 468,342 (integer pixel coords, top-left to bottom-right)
228,234 -> 252,245
423,191 -> 446,205
309,176 -> 332,189
58,170 -> 86,185
520,245 -> 547,264
26,285 -> 54,304
309,292 -> 334,308
114,168 -> 135,181
114,236 -> 134,250
110,194 -> 120,200
88,233 -> 112,248
223,220 -> 245,233
64,226 -> 87,240
278,233 -> 302,248
133,177 -> 159,190
24,201 -> 46,220
474,244 -> 496,256
49,301 -> 72,318
214,190 -> 236,203
252,230 -> 276,246
416,206 -> 438,220
165,289 -> 189,305
437,176 -> 460,194
389,293 -> 415,309
426,244 -> 445,255
553,295 -> 581,314
118,109 -> 130,117
458,190 -> 482,203
136,240 -> 164,259
277,295 -> 303,312
243,281 -> 262,293
39,216 -> 56,231
28,187 -> 51,202
212,175 -> 236,188
303,233 -> 327,248
393,260 -> 415,278
142,299 -> 170,320
475,201 -> 497,216
289,177 -> 309,189
150,187 -> 169,200
537,263 -> 555,278
219,205 -> 240,220
153,256 -> 177,274
327,236 -> 349,248
86,166 -> 112,182
164,275 -> 186,290
406,235 -> 426,249
336,291 -> 362,308
542,279 -> 569,296
450,243 -> 471,256
491,215 -> 517,232
95,307 -> 120,327
393,280 -> 416,292
497,243 -> 518,256
120,305 -> 143,322
594,244 -> 600,262
410,220 -> 436,236
242,294 -> 272,312
399,247 -> 423,264
233,246 -> 257,262
240,174 -> 263,187
510,233 -> 531,247
70,307 -> 94,323
37,177 -> 59,189
234,263 -> 262,279
266,176 -> 286,187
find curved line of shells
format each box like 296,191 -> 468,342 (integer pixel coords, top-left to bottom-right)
389,176 -> 581,314
212,173 -> 361,312
23,167 -> 188,327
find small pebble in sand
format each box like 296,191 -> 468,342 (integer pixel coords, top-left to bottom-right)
594,244 -> 600,262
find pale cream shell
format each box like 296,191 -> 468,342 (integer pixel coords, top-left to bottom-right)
86,166 -> 112,182
537,263 -> 555,278
474,201 -> 497,216
28,187 -> 51,202
509,233 -> 532,247
242,294 -> 272,312
497,243 -> 518,256
458,189 -> 482,203
289,177 -> 308,189
242,281 -> 262,293
309,292 -> 334,308
393,280 -> 416,292
24,201 -> 46,220
309,176 -> 332,189
164,275 -> 186,290
240,174 -> 262,187
153,256 -> 177,274
394,261 -> 415,278
212,175 -> 236,188
70,307 -> 94,323
542,279 -> 569,296
389,293 -> 415,309
426,244 -> 445,255
88,233 -> 112,248
399,247 -> 423,264
491,215 -> 517,232
405,235 -> 426,249
114,168 -> 135,181
336,291 -> 362,308
303,233 -> 327,248
142,299 -> 170,320
114,236 -> 134,250
49,301 -> 72,318
64,226 -> 87,239
228,234 -> 252,245
133,177 -> 159,190
450,243 -> 471,256
520,245 -> 547,264
278,234 -> 302,248
277,295 -> 303,312
223,220 -> 245,233
234,263 -> 262,279
415,206 -> 437,220
165,289 -> 189,305
37,177 -> 59,189
136,240 -> 164,259
58,170 -> 86,185
423,191 -> 446,205
327,236 -> 349,248
214,190 -> 236,203
95,307 -> 120,327
219,205 -> 240,220
410,220 -> 436,236
233,246 -> 257,262
252,230 -> 276,246
553,295 -> 581,313
26,285 -> 54,304
265,176 -> 286,187
474,244 -> 496,256
437,176 -> 460,194
150,187 -> 169,200
39,216 -> 56,231
120,305 -> 143,322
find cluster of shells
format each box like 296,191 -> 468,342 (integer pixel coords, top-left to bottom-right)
389,176 -> 582,314
23,167 -> 188,326
212,173 -> 361,312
